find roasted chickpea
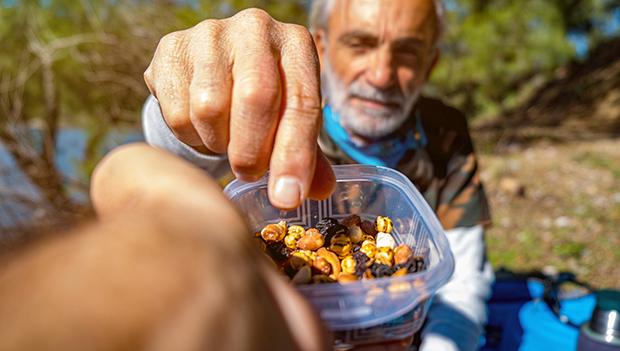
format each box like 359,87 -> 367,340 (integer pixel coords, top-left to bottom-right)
360,240 -> 377,259
394,244 -> 414,266
341,255 -> 356,275
296,231 -> 325,250
375,247 -> 394,267
312,256 -> 332,275
375,216 -> 393,233
376,232 -> 396,249
329,233 -> 352,257
348,224 -> 364,244
260,221 -> 287,242
289,250 -> 315,270
337,273 -> 358,283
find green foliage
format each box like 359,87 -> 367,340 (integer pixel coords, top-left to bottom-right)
429,0 -> 576,118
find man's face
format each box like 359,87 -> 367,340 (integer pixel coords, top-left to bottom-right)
317,0 -> 440,139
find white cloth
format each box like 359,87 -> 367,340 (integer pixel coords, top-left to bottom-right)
142,95 -> 231,179
419,225 -> 494,351
142,97 -> 494,350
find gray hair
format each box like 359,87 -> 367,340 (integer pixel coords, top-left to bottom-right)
309,0 -> 446,45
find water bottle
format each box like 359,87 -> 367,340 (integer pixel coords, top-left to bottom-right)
577,289 -> 620,350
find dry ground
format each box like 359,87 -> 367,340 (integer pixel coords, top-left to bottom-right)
478,138 -> 620,289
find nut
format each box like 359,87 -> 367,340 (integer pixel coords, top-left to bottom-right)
361,234 -> 376,243
289,250 -> 315,270
296,231 -> 325,251
374,216 -> 393,233
329,233 -> 352,257
287,225 -> 305,237
312,256 -> 332,275
394,244 -> 413,265
311,274 -> 335,284
284,225 -> 305,249
348,225 -> 364,244
291,265 -> 312,284
341,255 -> 356,275
392,267 -> 409,277
317,247 -> 341,279
376,232 -> 396,249
337,273 -> 358,283
360,240 -> 377,258
375,247 -> 394,267
261,221 -> 287,242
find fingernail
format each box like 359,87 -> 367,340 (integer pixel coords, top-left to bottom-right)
272,176 -> 302,209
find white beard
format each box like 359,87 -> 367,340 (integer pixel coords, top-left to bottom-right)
321,55 -> 421,139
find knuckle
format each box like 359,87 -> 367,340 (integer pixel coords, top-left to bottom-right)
235,8 -> 272,25
229,150 -> 268,177
287,24 -> 313,43
164,108 -> 191,133
189,88 -> 228,122
191,19 -> 224,39
238,78 -> 279,108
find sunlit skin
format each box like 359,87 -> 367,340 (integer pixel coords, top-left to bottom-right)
314,0 -> 440,141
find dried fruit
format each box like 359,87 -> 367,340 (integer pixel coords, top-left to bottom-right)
266,242 -> 290,263
360,220 -> 378,236
341,214 -> 361,227
257,215 -> 425,285
396,255 -> 426,273
370,262 -> 395,278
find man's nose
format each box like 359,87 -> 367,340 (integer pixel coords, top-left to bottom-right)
366,47 -> 396,89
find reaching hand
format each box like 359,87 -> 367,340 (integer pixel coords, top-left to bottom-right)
144,8 -> 335,210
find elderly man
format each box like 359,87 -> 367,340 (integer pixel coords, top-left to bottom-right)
142,1 -> 494,350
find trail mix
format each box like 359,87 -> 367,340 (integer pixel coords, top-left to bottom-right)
255,215 -> 426,284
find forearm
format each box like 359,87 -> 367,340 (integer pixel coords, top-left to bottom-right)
420,225 -> 494,351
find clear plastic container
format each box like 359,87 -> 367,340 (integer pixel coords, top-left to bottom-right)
224,164 -> 454,346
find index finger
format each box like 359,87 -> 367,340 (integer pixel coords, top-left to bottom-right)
267,25 -> 335,210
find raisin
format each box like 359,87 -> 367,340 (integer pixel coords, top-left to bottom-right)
370,262 -> 395,278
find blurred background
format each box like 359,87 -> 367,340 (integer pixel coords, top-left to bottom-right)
0,0 -> 618,289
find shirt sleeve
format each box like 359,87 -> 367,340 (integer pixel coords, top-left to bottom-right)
420,225 -> 494,351
141,95 -> 233,183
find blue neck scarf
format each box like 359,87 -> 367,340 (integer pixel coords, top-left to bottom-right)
323,104 -> 427,168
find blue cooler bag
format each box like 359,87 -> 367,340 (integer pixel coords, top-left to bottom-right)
481,272 -> 595,351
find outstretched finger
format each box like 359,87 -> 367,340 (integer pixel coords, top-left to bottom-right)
267,24 -> 335,209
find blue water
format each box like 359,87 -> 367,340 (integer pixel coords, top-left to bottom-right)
35,128 -> 143,202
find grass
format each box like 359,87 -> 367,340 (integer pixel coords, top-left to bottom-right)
478,138 -> 620,289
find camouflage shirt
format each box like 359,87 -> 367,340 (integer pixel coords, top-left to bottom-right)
318,96 -> 491,230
